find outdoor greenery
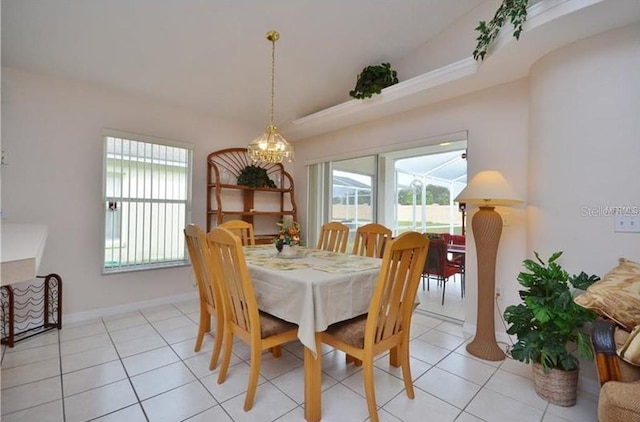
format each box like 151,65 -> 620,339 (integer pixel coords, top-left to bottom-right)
397,185 -> 450,205
504,251 -> 600,373
349,63 -> 399,99
473,0 -> 529,61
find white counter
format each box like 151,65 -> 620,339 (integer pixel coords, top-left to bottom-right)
1,223 -> 48,285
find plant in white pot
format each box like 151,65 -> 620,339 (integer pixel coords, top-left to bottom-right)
504,251 -> 600,406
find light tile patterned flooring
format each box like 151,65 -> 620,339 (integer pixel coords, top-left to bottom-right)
416,274 -> 466,322
1,299 -> 599,422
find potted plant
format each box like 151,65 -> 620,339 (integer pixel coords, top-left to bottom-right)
274,219 -> 301,256
349,63 -> 399,99
237,164 -> 276,188
504,251 -> 600,406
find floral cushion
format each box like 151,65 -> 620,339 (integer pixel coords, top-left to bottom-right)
618,325 -> 640,367
574,258 -> 640,330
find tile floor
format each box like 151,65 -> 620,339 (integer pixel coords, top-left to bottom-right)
1,299 -> 599,422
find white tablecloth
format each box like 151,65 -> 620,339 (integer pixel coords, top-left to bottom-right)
243,245 -> 381,356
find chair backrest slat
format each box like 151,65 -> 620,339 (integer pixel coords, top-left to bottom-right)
207,227 -> 260,337
352,223 -> 392,258
184,224 -> 219,311
366,232 -> 428,347
219,220 -> 256,246
317,222 -> 349,253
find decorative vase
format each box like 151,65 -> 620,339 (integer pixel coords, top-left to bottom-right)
280,244 -> 297,257
532,363 -> 578,407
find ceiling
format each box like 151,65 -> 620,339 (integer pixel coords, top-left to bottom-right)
1,0 -> 483,132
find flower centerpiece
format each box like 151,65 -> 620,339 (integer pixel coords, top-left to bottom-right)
274,219 -> 301,256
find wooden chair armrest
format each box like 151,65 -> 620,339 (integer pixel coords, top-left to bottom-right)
592,318 -> 624,385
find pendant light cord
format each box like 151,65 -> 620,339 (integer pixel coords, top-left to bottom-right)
268,31 -> 278,127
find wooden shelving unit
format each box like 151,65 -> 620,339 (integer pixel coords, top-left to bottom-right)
206,148 -> 297,244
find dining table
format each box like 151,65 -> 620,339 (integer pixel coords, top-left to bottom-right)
243,244 -> 382,422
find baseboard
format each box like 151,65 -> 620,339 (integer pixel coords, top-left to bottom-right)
63,291 -> 198,325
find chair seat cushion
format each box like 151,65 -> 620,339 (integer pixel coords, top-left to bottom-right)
259,311 -> 297,339
598,380 -> 640,422
325,314 -> 368,349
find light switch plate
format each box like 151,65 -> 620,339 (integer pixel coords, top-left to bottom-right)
614,215 -> 640,233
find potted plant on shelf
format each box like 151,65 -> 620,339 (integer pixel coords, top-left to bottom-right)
237,164 -> 276,188
504,251 -> 600,406
349,62 -> 399,99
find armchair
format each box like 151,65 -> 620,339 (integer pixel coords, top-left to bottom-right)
591,319 -> 640,422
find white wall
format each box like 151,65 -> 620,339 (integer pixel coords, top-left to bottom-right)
396,0 -> 502,78
528,23 -> 640,274
1,67 -> 258,316
292,78 -> 530,328
526,22 -> 640,388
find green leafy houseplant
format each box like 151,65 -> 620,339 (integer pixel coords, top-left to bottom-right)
473,0 -> 529,61
349,63 -> 399,99
504,251 -> 600,373
236,165 -> 276,188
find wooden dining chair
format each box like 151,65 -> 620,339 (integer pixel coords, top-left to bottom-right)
352,223 -> 392,258
183,224 -> 224,370
219,219 -> 256,246
321,231 -> 429,422
316,221 -> 349,253
206,227 -> 299,411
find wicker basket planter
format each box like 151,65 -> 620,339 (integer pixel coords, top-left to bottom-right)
532,363 -> 579,406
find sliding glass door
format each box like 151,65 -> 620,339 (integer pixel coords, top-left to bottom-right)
307,135 -> 468,322
381,143 -> 467,236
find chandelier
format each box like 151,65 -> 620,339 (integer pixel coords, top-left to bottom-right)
247,30 -> 294,164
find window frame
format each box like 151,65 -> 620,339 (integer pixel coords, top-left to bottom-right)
102,129 -> 194,274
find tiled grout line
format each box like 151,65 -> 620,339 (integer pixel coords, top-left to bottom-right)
57,328 -> 68,422
96,316 -> 146,421
164,303 -> 237,421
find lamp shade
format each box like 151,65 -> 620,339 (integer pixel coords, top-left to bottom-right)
455,170 -> 523,206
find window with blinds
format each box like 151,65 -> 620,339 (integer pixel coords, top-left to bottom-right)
102,131 -> 193,273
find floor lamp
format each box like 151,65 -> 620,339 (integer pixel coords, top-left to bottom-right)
455,171 -> 522,361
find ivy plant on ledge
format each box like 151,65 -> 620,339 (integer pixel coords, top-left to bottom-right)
349,62 -> 399,99
474,0 -> 530,61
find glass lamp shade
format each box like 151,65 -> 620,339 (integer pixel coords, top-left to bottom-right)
247,124 -> 294,164
455,170 -> 523,206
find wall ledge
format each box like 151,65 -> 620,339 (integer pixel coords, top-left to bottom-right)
283,0 -> 640,140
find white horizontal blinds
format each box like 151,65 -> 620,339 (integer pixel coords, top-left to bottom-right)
104,134 -> 191,272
